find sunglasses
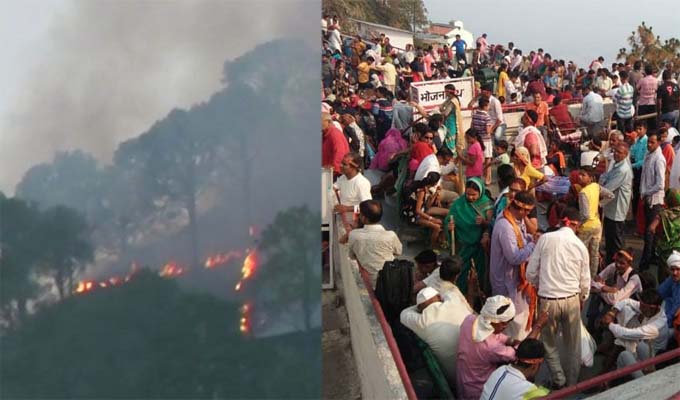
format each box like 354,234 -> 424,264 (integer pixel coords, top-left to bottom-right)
423,136 -> 434,141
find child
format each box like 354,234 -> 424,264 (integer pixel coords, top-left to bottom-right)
459,128 -> 484,179
546,141 -> 566,176
471,97 -> 494,185
493,140 -> 511,166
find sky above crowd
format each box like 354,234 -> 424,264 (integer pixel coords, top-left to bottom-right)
424,0 -> 678,68
0,0 -> 315,195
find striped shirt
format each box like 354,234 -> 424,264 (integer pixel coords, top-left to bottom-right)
472,109 -> 493,141
481,365 -> 549,400
614,83 -> 635,119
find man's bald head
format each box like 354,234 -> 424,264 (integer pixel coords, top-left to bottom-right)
359,200 -> 383,224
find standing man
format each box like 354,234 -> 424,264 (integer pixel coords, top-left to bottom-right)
322,112 -> 350,177
599,144 -> 633,264
639,131 -> 666,269
629,121 -> 648,215
580,85 -> 605,140
374,57 -> 397,95
613,70 -> 635,133
527,207 -> 590,389
452,34 -> 467,65
657,70 -> 680,127
348,200 -> 402,288
479,84 -> 506,143
637,65 -> 659,131
490,191 -> 538,340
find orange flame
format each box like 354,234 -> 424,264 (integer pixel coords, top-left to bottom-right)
234,249 -> 258,291
75,280 -> 96,294
239,303 -> 252,334
159,262 -> 186,277
204,250 -> 243,269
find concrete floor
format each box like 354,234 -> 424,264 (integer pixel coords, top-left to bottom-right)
322,273 -> 362,400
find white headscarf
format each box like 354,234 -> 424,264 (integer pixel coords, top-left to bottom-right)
472,295 -> 516,342
667,250 -> 680,269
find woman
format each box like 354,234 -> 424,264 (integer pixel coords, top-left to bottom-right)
408,123 -> 435,173
512,146 -> 546,190
656,189 -> 680,272
445,178 -> 494,295
401,172 -> 448,248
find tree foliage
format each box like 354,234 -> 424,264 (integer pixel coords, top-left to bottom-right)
322,0 -> 428,32
253,206 -> 321,332
617,22 -> 680,69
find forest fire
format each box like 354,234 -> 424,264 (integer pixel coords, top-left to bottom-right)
239,303 -> 251,334
204,250 -> 243,269
159,262 -> 186,277
234,249 -> 258,291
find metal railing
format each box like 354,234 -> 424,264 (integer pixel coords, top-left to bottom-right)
543,347 -> 680,399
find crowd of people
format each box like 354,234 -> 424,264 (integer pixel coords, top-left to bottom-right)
322,16 -> 680,399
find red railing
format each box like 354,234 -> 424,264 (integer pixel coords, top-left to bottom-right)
543,347 -> 680,399
357,264 -> 418,400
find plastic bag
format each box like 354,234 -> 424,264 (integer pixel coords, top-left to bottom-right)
580,321 -> 596,367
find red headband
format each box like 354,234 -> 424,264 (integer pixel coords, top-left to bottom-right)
517,357 -> 544,365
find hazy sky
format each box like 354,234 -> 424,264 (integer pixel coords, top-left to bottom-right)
424,0 -> 678,68
0,0 -> 317,194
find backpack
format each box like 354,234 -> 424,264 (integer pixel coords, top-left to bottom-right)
374,259 -> 415,323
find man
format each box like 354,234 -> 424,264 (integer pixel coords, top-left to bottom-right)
577,167 -> 615,278
658,251 -> 680,346
347,200 -> 402,288
417,256 -> 471,303
657,70 -> 680,127
373,57 -> 397,94
481,84 -> 506,142
601,289 -> 668,379
639,131 -> 666,269
476,33 -> 488,62
630,121 -> 648,214
480,339 -> 551,400
357,56 -> 374,90
412,249 -> 438,287
322,112 -> 350,176
490,191 -> 538,340
599,144 -> 633,263
603,130 -> 624,172
594,68 -> 613,94
526,91 -> 550,135
589,56 -> 604,72
580,85 -> 605,139
400,286 -> 473,384
456,296 -> 548,400
334,152 -> 372,232
614,70 -> 635,133
527,207 -> 590,389
637,65 -> 659,130
452,34 -> 467,64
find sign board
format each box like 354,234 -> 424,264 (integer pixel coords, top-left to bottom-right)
409,76 -> 475,111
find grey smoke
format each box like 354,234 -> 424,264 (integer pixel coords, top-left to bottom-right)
0,0 -> 319,194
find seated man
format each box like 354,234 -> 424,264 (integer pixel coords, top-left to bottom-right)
658,251 -> 680,347
601,289 -> 669,379
348,200 -> 402,288
456,296 -> 548,400
412,249 -> 438,288
481,339 -> 551,400
400,286 -> 473,385
414,256 -> 476,310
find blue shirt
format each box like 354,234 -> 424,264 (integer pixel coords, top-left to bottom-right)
453,39 -> 466,55
658,277 -> 680,327
630,135 -> 648,169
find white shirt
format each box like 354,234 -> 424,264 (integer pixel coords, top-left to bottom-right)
334,173 -> 371,222
348,224 -> 402,287
328,29 -> 341,53
594,264 -> 642,305
609,298 -> 668,353
480,365 -> 542,400
414,153 -> 440,181
526,227 -> 591,300
488,95 -> 505,124
400,291 -> 473,381
640,147 -> 666,205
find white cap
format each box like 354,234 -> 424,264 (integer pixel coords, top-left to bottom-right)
416,287 -> 439,306
667,250 -> 680,269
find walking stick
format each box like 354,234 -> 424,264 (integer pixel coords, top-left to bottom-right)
333,187 -> 353,235
449,217 -> 456,256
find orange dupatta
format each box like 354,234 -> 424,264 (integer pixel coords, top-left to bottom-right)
502,207 -> 537,331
